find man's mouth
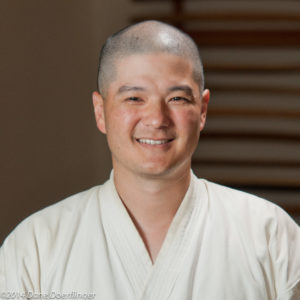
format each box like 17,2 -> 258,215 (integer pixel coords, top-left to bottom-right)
136,138 -> 174,145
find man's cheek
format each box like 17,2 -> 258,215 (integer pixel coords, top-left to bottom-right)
114,107 -> 137,125
179,110 -> 201,129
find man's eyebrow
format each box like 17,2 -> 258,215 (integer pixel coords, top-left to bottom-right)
117,85 -> 146,94
168,85 -> 193,96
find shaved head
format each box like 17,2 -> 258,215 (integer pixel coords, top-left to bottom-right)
97,20 -> 204,97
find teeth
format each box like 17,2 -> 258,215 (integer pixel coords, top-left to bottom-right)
138,139 -> 170,145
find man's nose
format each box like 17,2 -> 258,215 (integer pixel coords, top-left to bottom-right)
142,101 -> 171,128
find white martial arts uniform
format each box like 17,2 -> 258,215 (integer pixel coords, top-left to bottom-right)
1,172 -> 299,300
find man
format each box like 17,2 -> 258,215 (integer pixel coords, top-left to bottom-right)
1,20 -> 299,300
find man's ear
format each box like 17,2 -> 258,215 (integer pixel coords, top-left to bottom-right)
92,91 -> 107,134
199,89 -> 210,132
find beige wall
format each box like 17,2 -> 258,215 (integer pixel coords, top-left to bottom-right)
0,0 -> 135,243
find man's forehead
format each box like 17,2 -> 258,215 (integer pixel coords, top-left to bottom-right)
114,52 -> 194,73
112,53 -> 194,82
116,84 -> 194,95
103,52 -> 200,96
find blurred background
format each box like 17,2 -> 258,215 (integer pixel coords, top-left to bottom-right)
1,0 -> 300,244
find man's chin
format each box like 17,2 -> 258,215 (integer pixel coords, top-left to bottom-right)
135,163 -> 185,180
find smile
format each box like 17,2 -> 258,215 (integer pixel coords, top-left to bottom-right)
137,138 -> 173,145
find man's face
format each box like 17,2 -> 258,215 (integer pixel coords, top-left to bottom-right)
93,52 -> 209,179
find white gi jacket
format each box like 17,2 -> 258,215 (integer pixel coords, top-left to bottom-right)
1,172 -> 299,299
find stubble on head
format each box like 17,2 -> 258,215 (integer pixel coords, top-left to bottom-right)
97,20 -> 205,99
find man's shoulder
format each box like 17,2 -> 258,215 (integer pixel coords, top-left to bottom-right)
0,181 -> 112,289
1,184 -> 104,250
203,178 -> 278,209
26,184 -> 100,226
195,177 -> 300,296
197,177 -> 298,229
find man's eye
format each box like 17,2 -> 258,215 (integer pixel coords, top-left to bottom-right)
126,97 -> 141,102
170,96 -> 189,102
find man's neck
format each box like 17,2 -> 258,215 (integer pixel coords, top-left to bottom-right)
112,165 -> 191,262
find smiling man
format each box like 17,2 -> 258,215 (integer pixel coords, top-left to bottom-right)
1,21 -> 300,300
